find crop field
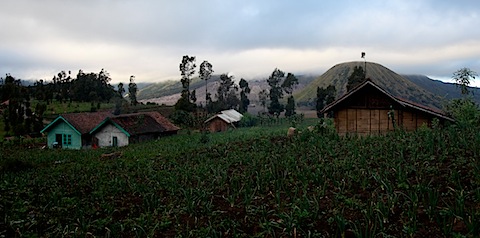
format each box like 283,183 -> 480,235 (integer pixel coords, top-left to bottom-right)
1,122 -> 480,237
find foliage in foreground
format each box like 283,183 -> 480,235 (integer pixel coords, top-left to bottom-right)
1,124 -> 480,237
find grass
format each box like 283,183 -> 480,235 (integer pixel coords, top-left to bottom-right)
1,122 -> 480,237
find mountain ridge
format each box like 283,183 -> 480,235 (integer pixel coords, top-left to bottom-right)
138,61 -> 479,109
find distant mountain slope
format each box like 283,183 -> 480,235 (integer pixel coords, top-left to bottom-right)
138,74 -> 316,106
402,74 -> 480,103
137,62 -> 479,109
294,61 -> 445,110
137,76 -> 221,101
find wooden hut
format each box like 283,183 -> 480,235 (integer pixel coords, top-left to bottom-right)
205,109 -> 243,132
321,79 -> 453,135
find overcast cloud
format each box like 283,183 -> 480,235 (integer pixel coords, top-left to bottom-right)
0,0 -> 479,85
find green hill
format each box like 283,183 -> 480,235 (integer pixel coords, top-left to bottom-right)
294,61 -> 445,109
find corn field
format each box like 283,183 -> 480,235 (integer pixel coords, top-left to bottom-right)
1,123 -> 479,237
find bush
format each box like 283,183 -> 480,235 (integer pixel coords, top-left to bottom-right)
170,110 -> 195,128
314,118 -> 336,135
239,113 -> 258,127
444,97 -> 480,129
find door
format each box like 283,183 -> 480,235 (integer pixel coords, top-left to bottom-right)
54,134 -> 62,148
112,136 -> 118,147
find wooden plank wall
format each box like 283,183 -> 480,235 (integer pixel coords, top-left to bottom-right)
335,108 -> 416,135
207,118 -> 228,132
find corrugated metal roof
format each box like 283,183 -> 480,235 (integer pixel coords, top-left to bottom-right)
205,109 -> 243,124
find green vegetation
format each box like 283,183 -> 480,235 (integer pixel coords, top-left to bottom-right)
346,65 -> 366,92
266,69 -> 298,117
1,120 -> 479,237
316,85 -> 336,117
40,101 -> 115,116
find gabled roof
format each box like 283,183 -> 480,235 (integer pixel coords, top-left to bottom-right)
321,79 -> 454,121
138,111 -> 180,131
41,111 -> 112,134
205,109 -> 243,124
90,111 -> 180,136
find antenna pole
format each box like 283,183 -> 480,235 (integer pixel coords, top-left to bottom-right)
361,52 -> 367,79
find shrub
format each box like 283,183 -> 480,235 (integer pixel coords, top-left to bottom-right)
444,97 -> 480,129
239,113 -> 258,127
170,110 -> 195,128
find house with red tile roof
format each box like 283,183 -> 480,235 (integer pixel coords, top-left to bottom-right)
40,111 -> 112,149
320,79 -> 454,135
89,111 -> 180,148
41,111 -> 179,149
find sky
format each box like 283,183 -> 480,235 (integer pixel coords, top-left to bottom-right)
1,0 -> 479,85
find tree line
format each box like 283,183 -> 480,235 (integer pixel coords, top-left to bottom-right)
174,55 -> 253,115
0,69 -> 139,137
172,55 -> 304,127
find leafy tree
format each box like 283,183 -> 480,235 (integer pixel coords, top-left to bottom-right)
316,85 -> 336,118
117,82 -> 125,97
347,66 -> 365,92
452,67 -> 478,95
267,69 -> 285,117
128,75 -> 138,106
282,73 -> 298,117
285,96 -> 296,117
0,74 -> 36,136
70,69 -> 115,103
54,70 -> 72,102
176,55 -> 197,112
239,78 -> 250,113
445,68 -> 480,129
175,95 -> 196,112
32,103 -> 47,133
179,55 -> 196,102
190,89 -> 197,103
281,73 -> 299,95
114,82 -> 126,115
210,73 -> 239,112
258,89 -> 268,113
33,79 -> 47,102
199,60 -> 213,104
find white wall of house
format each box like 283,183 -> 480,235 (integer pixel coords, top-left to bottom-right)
93,124 -> 129,147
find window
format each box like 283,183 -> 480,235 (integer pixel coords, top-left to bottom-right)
62,134 -> 72,145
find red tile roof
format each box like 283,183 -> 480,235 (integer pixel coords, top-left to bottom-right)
109,112 -> 179,135
138,111 -> 180,132
61,111 -> 113,134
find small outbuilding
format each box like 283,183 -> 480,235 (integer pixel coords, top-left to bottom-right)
321,79 -> 454,135
90,111 -> 180,147
205,109 -> 243,132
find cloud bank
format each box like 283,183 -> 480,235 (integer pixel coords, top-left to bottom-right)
0,0 -> 479,85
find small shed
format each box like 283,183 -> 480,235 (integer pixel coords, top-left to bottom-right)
205,109 -> 243,132
90,111 -> 180,147
321,79 -> 453,135
40,112 -> 112,149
